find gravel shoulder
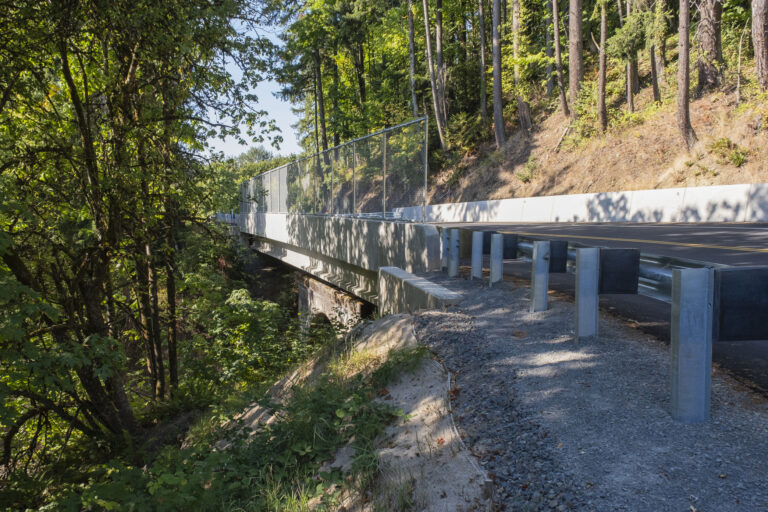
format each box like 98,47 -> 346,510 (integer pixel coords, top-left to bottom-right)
413,272 -> 768,512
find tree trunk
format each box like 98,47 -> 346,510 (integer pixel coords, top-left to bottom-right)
568,0 -> 583,107
407,0 -> 419,117
492,0 -> 506,147
166,226 -> 178,396
422,0 -> 448,149
545,1 -> 554,96
147,243 -> 166,400
553,0 -> 570,117
479,0 -> 489,123
435,0 -> 448,124
654,0 -> 668,85
753,0 -> 768,91
696,0 -> 723,94
512,0 -> 532,133
678,0 -> 698,149
313,50 -> 329,163
598,2 -> 607,132
627,0 -> 639,94
650,45 -> 661,102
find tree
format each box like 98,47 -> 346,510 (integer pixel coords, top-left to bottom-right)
597,0 -> 609,131
512,0 -> 533,133
553,0 -> 571,116
569,0 -> 584,107
423,0 -> 448,149
697,0 -> 723,93
479,0 -> 489,123
678,0 -> 698,149
492,0 -> 506,147
408,0 -> 419,117
754,0 -> 768,90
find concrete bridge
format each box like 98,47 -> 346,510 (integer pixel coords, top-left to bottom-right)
237,211 -> 462,324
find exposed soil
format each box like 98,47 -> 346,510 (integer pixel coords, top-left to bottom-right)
431,87 -> 768,206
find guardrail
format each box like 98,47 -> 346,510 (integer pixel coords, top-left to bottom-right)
514,236 -> 727,304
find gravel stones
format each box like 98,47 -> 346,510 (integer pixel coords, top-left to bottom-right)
413,272 -> 768,511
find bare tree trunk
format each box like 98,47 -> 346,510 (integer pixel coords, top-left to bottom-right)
753,0 -> 768,91
513,0 -> 532,133
423,0 -> 448,149
492,0 -> 506,147
598,2 -> 608,132
650,45 -> 661,102
655,0 -> 668,85
147,244 -> 165,400
313,50 -> 329,163
166,226 -> 178,396
553,0 -> 570,116
479,0 -> 489,123
697,0 -> 723,93
569,0 -> 583,108
545,1 -> 554,96
627,0 -> 640,94
435,0 -> 448,123
408,0 -> 419,117
678,0 -> 698,150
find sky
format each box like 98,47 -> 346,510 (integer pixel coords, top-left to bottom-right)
206,26 -> 302,159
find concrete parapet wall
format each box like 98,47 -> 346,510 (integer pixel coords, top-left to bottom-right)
239,213 -> 440,274
395,183 -> 768,224
378,267 -> 462,316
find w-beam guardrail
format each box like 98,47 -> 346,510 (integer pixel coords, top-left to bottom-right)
441,227 -> 768,425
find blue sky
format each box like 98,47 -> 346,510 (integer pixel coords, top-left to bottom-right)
206,27 -> 302,159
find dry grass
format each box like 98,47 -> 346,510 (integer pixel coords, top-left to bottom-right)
430,66 -> 768,204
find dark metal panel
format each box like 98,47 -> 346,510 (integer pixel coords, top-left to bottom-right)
599,248 -> 640,294
714,267 -> 768,341
503,233 -> 518,259
549,240 -> 569,273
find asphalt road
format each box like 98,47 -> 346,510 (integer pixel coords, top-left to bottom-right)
442,222 -> 768,396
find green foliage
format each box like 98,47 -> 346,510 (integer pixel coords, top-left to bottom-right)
708,138 -> 749,167
607,12 -> 649,62
447,113 -> 486,154
517,157 -> 539,183
48,346 -> 427,512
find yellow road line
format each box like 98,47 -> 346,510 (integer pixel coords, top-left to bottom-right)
503,231 -> 768,254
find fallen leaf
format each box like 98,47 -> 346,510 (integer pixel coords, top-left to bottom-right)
513,330 -> 527,338
376,387 -> 390,397
437,438 -> 445,445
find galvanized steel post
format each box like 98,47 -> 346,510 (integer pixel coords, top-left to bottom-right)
471,231 -> 483,280
530,241 -> 550,312
441,228 -> 449,270
576,248 -> 599,339
670,268 -> 714,423
448,229 -> 460,277
490,233 -> 503,286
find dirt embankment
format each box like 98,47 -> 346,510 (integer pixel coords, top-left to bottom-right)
431,88 -> 768,205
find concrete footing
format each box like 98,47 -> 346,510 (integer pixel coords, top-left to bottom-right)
530,241 -> 550,312
576,248 -> 599,339
490,234 -> 503,286
471,231 -> 483,280
448,229 -> 460,277
670,268 -> 714,423
378,267 -> 462,315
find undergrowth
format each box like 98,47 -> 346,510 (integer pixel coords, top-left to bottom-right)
46,340 -> 428,512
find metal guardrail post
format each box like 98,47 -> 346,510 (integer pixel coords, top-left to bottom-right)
576,248 -> 599,339
382,132 -> 387,217
530,241 -> 550,312
448,228 -> 460,277
490,233 -> 503,286
353,141 -> 357,214
471,231 -> 483,280
670,268 -> 714,423
441,228 -> 449,270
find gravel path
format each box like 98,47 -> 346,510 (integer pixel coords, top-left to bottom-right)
413,272 -> 768,512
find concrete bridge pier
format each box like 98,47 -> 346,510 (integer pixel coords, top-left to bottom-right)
295,273 -> 369,330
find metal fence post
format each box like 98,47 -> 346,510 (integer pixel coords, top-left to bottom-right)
490,233 -> 503,286
329,151 -> 334,215
530,241 -> 550,312
448,228 -> 460,277
670,268 -> 714,423
471,231 -> 483,280
382,132 -> 387,217
576,248 -> 599,339
352,141 -> 357,214
423,117 -> 428,222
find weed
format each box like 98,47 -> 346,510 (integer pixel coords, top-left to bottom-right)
517,157 -> 538,183
708,137 -> 748,167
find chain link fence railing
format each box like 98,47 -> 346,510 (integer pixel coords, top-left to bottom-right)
240,117 -> 427,218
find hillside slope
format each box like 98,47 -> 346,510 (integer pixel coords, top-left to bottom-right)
431,87 -> 768,205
